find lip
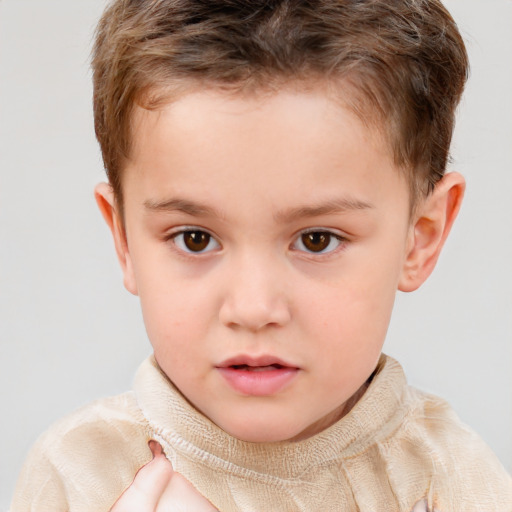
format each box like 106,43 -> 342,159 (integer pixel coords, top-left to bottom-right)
217,354 -> 297,369
216,354 -> 300,396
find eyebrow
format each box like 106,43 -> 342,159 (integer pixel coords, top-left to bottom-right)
274,197 -> 374,223
144,196 -> 374,221
144,198 -> 222,218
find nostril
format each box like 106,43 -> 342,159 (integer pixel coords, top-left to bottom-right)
219,299 -> 291,331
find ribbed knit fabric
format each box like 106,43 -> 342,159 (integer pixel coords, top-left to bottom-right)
11,354 -> 512,512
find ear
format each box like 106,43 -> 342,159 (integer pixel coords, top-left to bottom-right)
94,182 -> 138,295
398,172 -> 465,292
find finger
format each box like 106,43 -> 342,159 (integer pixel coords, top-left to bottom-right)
110,441 -> 173,511
148,439 -> 164,457
157,471 -> 219,512
131,443 -> 173,495
411,500 -> 428,512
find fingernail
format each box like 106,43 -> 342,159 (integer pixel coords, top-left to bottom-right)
148,439 -> 163,457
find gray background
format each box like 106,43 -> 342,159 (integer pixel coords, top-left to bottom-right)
1,0 -> 511,508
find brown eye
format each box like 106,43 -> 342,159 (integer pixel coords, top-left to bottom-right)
294,230 -> 345,255
301,232 -> 331,252
173,230 -> 219,253
183,231 -> 211,252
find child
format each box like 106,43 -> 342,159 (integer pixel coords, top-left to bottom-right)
10,0 -> 512,511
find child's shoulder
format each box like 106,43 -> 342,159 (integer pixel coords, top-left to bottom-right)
393,378 -> 512,509
336,355 -> 511,509
402,382 -> 500,464
29,391 -> 151,462
11,392 -> 152,512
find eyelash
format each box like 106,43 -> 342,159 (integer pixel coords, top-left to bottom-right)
291,229 -> 348,256
166,227 -> 220,255
165,227 -> 348,256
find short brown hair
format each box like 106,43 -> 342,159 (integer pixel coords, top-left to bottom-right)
92,0 -> 469,207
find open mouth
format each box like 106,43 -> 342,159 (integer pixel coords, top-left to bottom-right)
217,357 -> 299,396
231,364 -> 285,371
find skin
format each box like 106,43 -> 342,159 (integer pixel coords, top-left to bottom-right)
110,441 -> 218,511
98,85 -> 464,509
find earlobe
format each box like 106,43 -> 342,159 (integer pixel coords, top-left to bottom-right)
94,183 -> 138,296
398,172 -> 465,292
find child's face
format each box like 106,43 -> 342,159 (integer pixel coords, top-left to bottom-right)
117,86 -> 414,442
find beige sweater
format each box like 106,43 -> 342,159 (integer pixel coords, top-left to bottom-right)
11,355 -> 512,512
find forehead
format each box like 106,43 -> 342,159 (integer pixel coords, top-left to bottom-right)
131,82 -> 388,163
135,79 -> 388,144
124,85 -> 409,221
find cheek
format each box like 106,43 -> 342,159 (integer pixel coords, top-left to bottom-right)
139,291 -> 209,388
140,289 -> 206,347
317,296 -> 392,360
299,260 -> 400,353
132,261 -> 213,358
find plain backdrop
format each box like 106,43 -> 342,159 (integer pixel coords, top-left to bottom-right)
0,0 -> 511,508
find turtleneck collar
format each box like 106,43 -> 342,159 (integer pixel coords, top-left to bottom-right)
134,353 -> 408,480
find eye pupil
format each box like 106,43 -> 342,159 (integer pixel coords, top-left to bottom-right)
184,231 -> 210,252
302,232 -> 330,252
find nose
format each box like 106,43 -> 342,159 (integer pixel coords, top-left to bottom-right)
218,253 -> 291,332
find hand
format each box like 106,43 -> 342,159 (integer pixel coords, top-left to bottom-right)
110,440 -> 219,512
411,500 -> 440,512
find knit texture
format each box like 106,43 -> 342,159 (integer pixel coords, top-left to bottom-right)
11,354 -> 512,511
